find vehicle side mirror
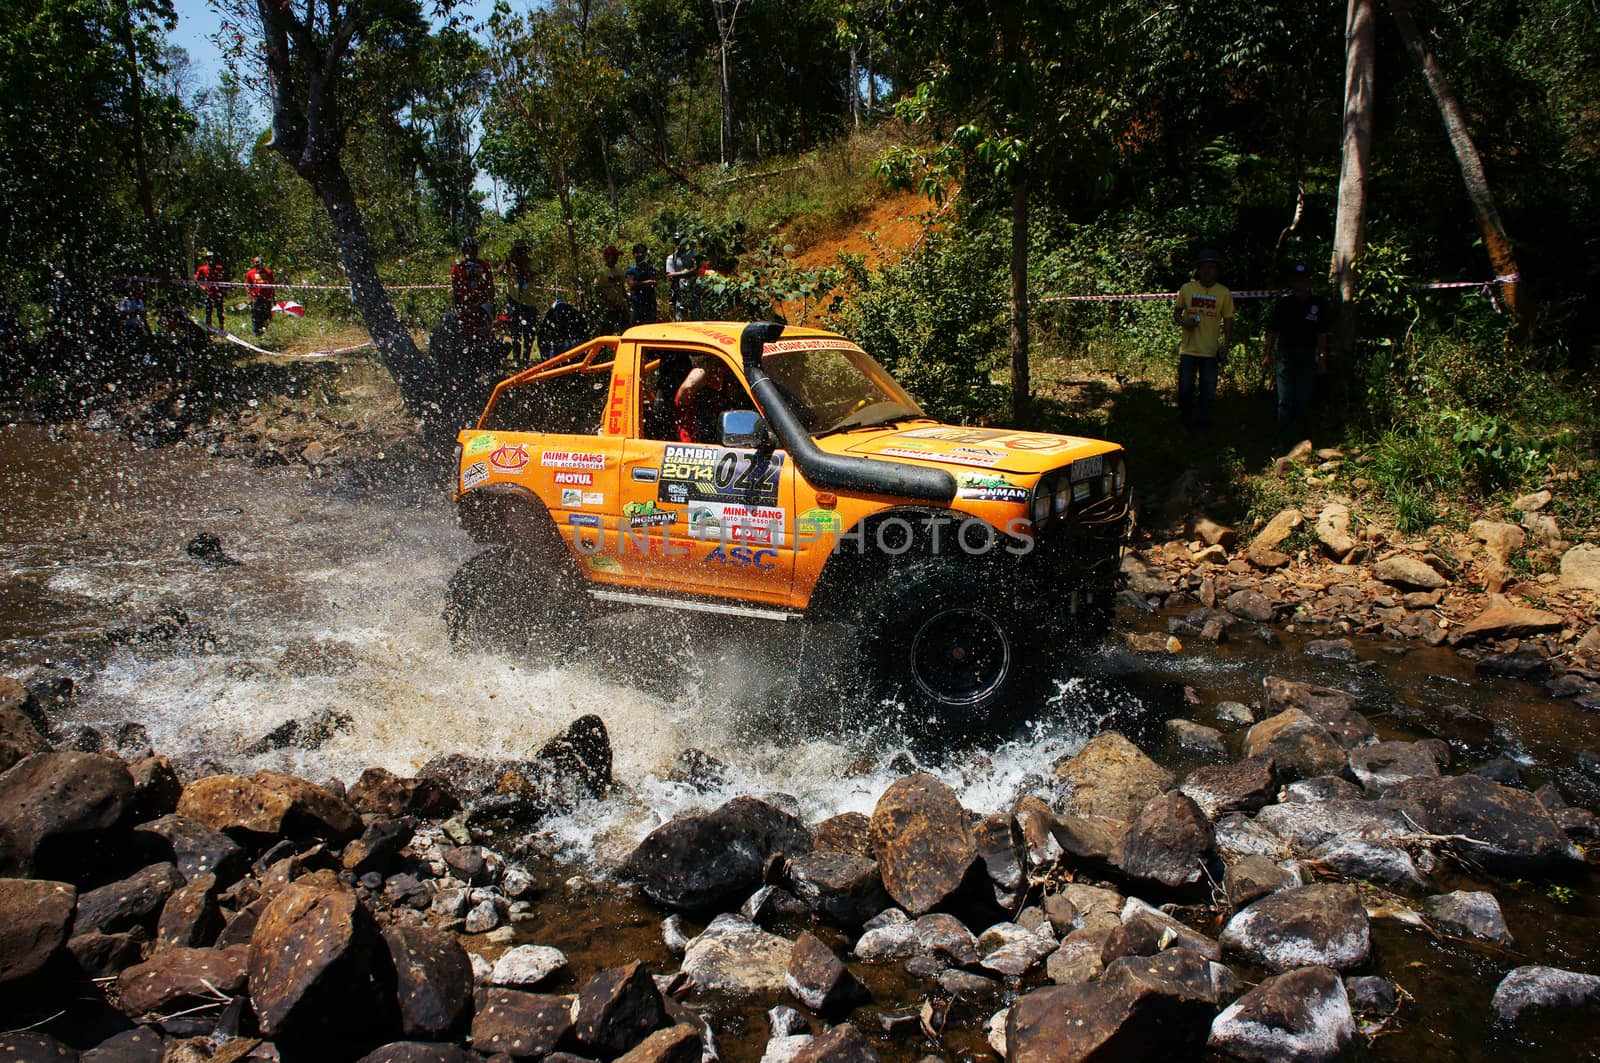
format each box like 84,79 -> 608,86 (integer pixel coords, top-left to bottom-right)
721,409 -> 771,448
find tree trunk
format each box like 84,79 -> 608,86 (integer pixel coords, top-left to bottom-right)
308,164 -> 433,417
116,1 -> 159,254
1330,0 -> 1376,359
1387,0 -> 1528,330
1009,175 -> 1030,425
849,44 -> 861,128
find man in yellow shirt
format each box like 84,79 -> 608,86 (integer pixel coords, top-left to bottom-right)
594,245 -> 630,333
1171,248 -> 1235,435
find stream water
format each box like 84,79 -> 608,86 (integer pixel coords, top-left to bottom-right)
1,420 -> 1596,1060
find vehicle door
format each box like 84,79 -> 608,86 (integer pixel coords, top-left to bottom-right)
615,344 -> 796,603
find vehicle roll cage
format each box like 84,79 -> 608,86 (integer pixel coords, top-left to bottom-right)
475,336 -> 623,429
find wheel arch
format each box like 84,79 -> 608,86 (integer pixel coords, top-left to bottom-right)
455,484 -> 580,575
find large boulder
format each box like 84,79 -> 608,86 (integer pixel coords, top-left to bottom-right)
177,770 -> 360,843
1262,679 -> 1375,749
1374,555 -> 1449,591
1314,504 -> 1356,559
0,878 -> 76,992
247,876 -> 391,1041
471,989 -> 573,1059
1110,792 -> 1213,889
1006,950 -> 1213,1063
73,863 -> 185,937
573,961 -> 671,1057
813,812 -> 873,858
1207,966 -> 1355,1062
1347,740 -> 1447,795
1242,711 -> 1347,781
348,767 -> 459,819
1449,606 -> 1565,646
420,714 -> 612,820
1220,885 -> 1370,973
132,814 -> 248,886
1559,543 -> 1600,592
868,774 -> 978,916
382,925 -> 473,1040
0,698 -> 50,774
1389,774 -> 1581,872
625,797 -> 811,910
1055,733 -> 1174,824
1491,966 -> 1600,1025
116,944 -> 250,1015
1180,758 -> 1277,819
786,932 -> 869,1015
786,851 -> 890,928
0,752 -> 133,877
680,915 -> 793,994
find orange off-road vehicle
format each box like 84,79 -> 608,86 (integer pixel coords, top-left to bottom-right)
450,321 -> 1131,722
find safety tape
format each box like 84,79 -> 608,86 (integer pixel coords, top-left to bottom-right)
204,324 -> 375,359
1035,275 -> 1518,306
119,275 -> 573,295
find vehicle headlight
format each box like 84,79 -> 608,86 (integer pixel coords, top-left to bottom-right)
1109,454 -> 1128,495
1052,482 -> 1071,515
1030,485 -> 1051,527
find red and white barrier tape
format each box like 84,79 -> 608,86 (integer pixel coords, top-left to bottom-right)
204,324 -> 374,359
1035,274 -> 1519,306
119,275 -> 573,295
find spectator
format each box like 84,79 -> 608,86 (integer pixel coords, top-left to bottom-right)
666,232 -> 700,322
538,299 -> 589,358
1171,248 -> 1235,435
116,282 -> 149,337
450,236 -> 496,346
1262,263 -> 1332,444
195,250 -> 226,330
595,245 -> 630,333
502,238 -> 540,361
626,242 -> 659,326
244,257 -> 275,336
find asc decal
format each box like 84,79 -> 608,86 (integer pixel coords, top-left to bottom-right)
705,544 -> 778,570
957,473 -> 1030,504
541,450 -> 607,470
489,443 -> 530,472
461,461 -> 489,489
464,434 -> 500,456
624,500 -> 677,528
553,471 -> 594,486
658,444 -> 783,507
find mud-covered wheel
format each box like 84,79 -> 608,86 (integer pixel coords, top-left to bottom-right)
444,545 -> 579,652
859,559 -> 1042,728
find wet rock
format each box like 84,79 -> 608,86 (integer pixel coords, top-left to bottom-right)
616,1023 -> 703,1063
1224,855 -> 1300,909
117,944 -> 250,1015
347,767 -> 459,819
1477,650 -> 1552,681
80,1027 -> 164,1063
574,961 -> 671,1055
536,713 -> 615,801
1006,961 -> 1211,1063
1101,946 -> 1217,1009
442,844 -> 500,885
1450,606 -> 1565,646
973,813 -> 1025,903
74,863 -> 185,936
852,919 -> 917,961
1388,774 -> 1581,873
1559,543 -> 1600,592
626,797 -> 811,911
1207,965 -> 1354,1062
357,1045 -> 480,1063
132,815 -> 247,887
1215,701 -> 1254,726
1045,937 -> 1103,985
342,819 -> 413,874
1059,884 -> 1124,934
1180,757 -> 1276,819
0,752 -> 133,877
1165,719 -> 1225,758
1221,885 -> 1370,972
786,932 -> 869,1014
1242,711 -> 1347,781
1013,797 -> 1064,869
242,708 -> 353,755
1041,894 -> 1078,937
176,771 -> 360,843
0,1033 -> 76,1059
813,813 -> 873,858
1224,589 -> 1276,624
1374,555 -> 1448,591
67,929 -> 142,979
1424,890 -> 1513,946
913,913 -> 981,965
786,851 -> 890,928
1120,554 -> 1174,596
0,698 -> 50,772
1282,776 -> 1361,803
489,944 -> 568,988
0,878 -> 76,991
382,925 -> 473,1039
977,922 -> 1057,977
156,874 -> 220,950
1491,965 -> 1600,1025
1314,504 -> 1356,559
868,774 -> 978,916
126,755 -> 182,822
1110,792 -> 1213,889
789,1024 -> 877,1063
1102,899 -> 1220,963
1348,740 -> 1448,794
248,877 -> 388,1040
1303,638 -> 1357,662
1308,833 -> 1429,892
742,884 -> 809,925
472,989 -> 574,1059
1261,679 -> 1373,746
1344,975 -> 1398,1016
682,915 -> 793,994
1254,799 -> 1411,853
1214,814 -> 1284,864
1049,812 -> 1128,864
463,897 -> 499,933
1055,732 -> 1174,824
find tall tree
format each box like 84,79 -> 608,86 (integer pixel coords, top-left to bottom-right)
1331,0 -> 1376,357
218,0 -> 434,420
1387,0 -> 1527,327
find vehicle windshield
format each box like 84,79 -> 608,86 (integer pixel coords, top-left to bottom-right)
761,341 -> 926,436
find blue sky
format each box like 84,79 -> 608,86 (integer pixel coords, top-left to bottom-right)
169,0 -> 228,85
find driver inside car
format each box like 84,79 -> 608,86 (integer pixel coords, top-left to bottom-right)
674,358 -> 747,444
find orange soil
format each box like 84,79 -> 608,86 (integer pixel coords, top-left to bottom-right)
790,190 -> 935,271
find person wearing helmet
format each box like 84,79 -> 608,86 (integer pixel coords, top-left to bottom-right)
450,236 -> 496,347
501,238 -> 540,361
595,245 -> 629,333
244,256 -> 276,336
666,232 -> 700,322
538,298 -> 589,358
194,250 -> 226,330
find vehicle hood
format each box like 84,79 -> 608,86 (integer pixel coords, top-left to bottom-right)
830,424 -> 1118,475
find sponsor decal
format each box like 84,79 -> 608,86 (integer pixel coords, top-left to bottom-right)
561,488 -> 583,506
951,446 -> 1008,463
464,434 -> 500,456
679,325 -> 738,346
461,461 -> 489,489
1000,433 -> 1080,452
489,442 -> 530,472
689,502 -> 786,546
956,472 -> 1029,504
1069,454 -> 1106,481
605,374 -> 628,435
881,446 -> 1004,468
705,544 -> 778,570
658,444 -> 784,507
631,467 -> 660,483
761,337 -> 867,355
900,426 -> 1008,443
541,450 -> 607,470
553,471 -> 594,486
582,492 -> 604,506
587,555 -> 623,573
797,507 -> 841,537
624,499 -> 678,527
568,513 -> 601,528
